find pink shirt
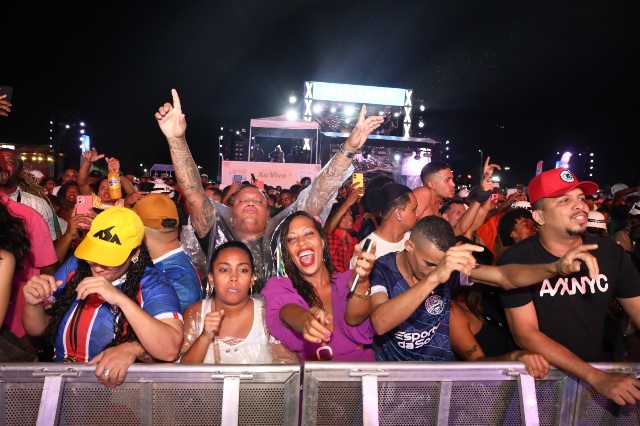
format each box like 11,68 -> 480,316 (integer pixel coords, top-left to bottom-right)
1,192 -> 58,337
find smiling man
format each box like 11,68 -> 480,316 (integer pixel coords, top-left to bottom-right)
499,168 -> 640,406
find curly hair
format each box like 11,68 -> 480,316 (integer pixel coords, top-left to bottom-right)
0,202 -> 30,270
277,211 -> 335,309
44,245 -> 153,351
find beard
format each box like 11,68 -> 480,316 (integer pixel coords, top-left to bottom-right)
566,227 -> 586,238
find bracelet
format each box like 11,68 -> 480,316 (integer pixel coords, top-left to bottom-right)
350,288 -> 371,300
338,145 -> 356,158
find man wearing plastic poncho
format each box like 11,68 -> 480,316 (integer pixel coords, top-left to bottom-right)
155,89 -> 384,292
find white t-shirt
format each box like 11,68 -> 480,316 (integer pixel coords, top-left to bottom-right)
350,231 -> 410,269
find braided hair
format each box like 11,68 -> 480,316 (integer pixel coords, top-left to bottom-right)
277,211 -> 335,309
44,245 -> 154,349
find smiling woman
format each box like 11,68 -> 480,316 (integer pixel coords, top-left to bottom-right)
261,211 -> 377,361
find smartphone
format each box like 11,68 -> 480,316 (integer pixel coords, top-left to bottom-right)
76,195 -> 93,215
233,174 -> 243,184
0,86 -> 13,102
139,181 -> 155,192
490,193 -> 499,202
517,184 -> 524,192
255,180 -> 265,189
352,172 -> 364,190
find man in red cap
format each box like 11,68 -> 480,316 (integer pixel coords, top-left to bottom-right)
499,167 -> 640,405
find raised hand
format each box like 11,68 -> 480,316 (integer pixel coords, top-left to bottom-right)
83,147 -> 105,163
201,307 -> 225,341
431,243 -> 484,283
155,88 -> 187,140
343,105 -> 385,151
555,243 -> 599,279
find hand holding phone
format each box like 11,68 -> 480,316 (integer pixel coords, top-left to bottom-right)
349,239 -> 374,293
352,172 -> 364,190
76,195 -> 93,215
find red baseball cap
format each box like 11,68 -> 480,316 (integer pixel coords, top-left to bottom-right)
528,168 -> 598,205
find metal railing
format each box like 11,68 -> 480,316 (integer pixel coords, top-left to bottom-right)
1,362 -> 638,425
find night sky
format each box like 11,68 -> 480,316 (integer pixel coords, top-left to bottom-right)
3,1 -> 638,189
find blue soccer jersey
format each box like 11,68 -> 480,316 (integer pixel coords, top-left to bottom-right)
52,256 -> 182,362
153,247 -> 203,312
370,252 -> 460,362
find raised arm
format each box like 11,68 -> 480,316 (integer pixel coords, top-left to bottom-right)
155,89 -> 214,238
299,106 -> 383,218
78,148 -> 104,195
470,243 -> 599,289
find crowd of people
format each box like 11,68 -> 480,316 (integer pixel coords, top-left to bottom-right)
2,89 -> 640,405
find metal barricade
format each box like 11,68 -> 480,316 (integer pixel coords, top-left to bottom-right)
0,363 -> 301,426
301,361 -> 640,426
1,362 -> 639,425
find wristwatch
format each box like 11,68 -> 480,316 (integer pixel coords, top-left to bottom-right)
339,145 -> 356,158
351,288 -> 371,300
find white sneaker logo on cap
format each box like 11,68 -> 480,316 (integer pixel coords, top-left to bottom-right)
560,170 -> 575,183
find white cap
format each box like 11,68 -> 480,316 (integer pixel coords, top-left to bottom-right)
511,201 -> 532,210
611,183 -> 628,196
151,182 -> 175,199
28,170 -> 44,179
630,202 -> 640,217
457,189 -> 470,198
587,211 -> 607,230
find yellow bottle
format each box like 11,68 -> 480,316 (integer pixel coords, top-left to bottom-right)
108,169 -> 122,199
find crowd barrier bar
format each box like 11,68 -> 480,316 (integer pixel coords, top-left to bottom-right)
1,362 -> 639,425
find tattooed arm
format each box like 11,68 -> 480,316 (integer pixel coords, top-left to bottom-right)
300,105 -> 384,218
154,89 -> 215,238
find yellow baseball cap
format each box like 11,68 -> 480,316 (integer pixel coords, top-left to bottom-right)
75,207 -> 144,267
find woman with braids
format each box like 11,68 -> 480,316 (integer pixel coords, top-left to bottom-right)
261,211 -> 377,361
22,208 -> 182,386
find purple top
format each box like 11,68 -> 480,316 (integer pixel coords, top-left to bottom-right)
261,270 -> 375,361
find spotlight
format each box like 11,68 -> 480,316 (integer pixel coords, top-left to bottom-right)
344,106 -> 355,116
289,95 -> 297,104
330,107 -> 336,113
393,112 -> 400,117
418,120 -> 424,128
313,104 -> 323,113
419,104 -> 425,111
286,109 -> 298,120
345,118 -> 351,124
378,111 -> 384,116
394,154 -> 400,161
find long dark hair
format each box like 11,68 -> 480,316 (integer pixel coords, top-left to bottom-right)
277,211 -> 335,309
44,245 -> 154,349
0,202 -> 30,270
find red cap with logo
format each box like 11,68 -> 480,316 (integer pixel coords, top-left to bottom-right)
528,168 -> 598,205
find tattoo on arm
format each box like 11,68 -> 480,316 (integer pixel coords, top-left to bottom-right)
464,345 -> 478,357
167,137 -> 215,236
303,151 -> 352,216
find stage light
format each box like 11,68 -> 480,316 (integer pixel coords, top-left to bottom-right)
345,118 -> 351,124
220,127 -> 224,131
378,111 -> 384,115
65,124 -> 70,129
289,95 -> 297,104
419,104 -> 425,111
236,131 -> 240,135
80,129 -> 85,134
330,107 -> 336,113
344,106 -> 355,116
394,154 -> 400,161
313,104 -> 323,113
394,112 -> 400,117
286,109 -> 298,120
418,120 -> 424,128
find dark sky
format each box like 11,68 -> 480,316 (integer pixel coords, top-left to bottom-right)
3,1 -> 638,188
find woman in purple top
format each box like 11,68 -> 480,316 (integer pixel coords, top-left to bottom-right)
261,211 -> 376,361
